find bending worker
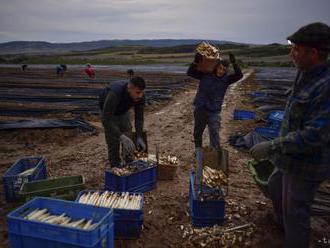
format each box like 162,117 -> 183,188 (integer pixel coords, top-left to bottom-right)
101,77 -> 147,167
250,22 -> 330,247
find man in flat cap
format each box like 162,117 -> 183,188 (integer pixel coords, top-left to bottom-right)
250,22 -> 330,247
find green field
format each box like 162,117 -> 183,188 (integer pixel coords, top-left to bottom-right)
0,43 -> 293,67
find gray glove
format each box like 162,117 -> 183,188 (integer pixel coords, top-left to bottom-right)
136,136 -> 146,151
120,134 -> 136,157
250,141 -> 272,161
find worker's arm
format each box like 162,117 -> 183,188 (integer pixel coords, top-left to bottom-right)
101,91 -> 121,137
134,98 -> 145,137
227,64 -> 243,84
187,63 -> 204,80
271,83 -> 330,154
227,53 -> 243,84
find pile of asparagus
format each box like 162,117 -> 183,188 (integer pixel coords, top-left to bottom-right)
158,155 -> 178,167
181,223 -> 255,247
203,166 -> 228,188
78,191 -> 142,210
23,208 -> 97,230
109,163 -> 151,176
182,199 -> 253,247
139,153 -> 178,166
195,42 -> 221,59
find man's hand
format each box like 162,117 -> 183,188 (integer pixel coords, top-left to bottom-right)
250,141 -> 272,161
229,53 -> 236,64
136,136 -> 146,151
120,134 -> 136,156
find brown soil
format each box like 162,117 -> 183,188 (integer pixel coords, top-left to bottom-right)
0,69 -> 329,248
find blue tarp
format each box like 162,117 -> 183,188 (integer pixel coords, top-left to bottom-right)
0,119 -> 95,132
255,126 -> 279,139
233,110 -> 256,120
268,111 -> 284,128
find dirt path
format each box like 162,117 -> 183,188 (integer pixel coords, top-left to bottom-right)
1,71 -> 329,248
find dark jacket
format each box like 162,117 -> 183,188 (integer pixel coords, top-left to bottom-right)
102,81 -> 144,137
187,63 -> 243,112
270,61 -> 330,180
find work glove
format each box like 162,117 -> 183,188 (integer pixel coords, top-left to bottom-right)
120,134 -> 136,157
250,141 -> 272,161
229,53 -> 236,64
194,53 -> 203,64
136,136 -> 146,151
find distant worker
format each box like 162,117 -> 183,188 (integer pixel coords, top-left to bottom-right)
250,22 -> 330,247
101,77 -> 147,167
21,64 -> 28,72
127,69 -> 134,80
85,63 -> 96,80
56,64 -> 67,77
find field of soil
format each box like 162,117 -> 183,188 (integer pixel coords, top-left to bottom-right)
0,67 -> 329,248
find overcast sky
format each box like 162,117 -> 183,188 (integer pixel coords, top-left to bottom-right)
0,0 -> 329,44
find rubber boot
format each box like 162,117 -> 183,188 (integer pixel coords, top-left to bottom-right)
195,147 -> 203,193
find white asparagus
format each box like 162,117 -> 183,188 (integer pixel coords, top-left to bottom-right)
79,191 -> 142,210
25,208 -> 40,219
29,209 -> 48,220
89,223 -> 98,230
105,193 -> 113,207
18,167 -> 36,176
108,193 -> 116,207
22,209 -> 95,230
61,217 -> 72,225
90,192 -> 97,205
47,213 -> 66,224
108,193 -> 118,207
38,213 -> 50,221
95,193 -> 102,206
69,218 -> 85,228
103,191 -> 110,205
83,219 -> 93,230
43,215 -> 58,223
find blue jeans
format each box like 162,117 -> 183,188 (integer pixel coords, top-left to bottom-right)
193,107 -> 220,149
268,168 -> 322,248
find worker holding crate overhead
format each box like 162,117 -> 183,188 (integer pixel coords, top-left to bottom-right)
100,77 -> 147,167
187,42 -> 243,184
250,22 -> 330,247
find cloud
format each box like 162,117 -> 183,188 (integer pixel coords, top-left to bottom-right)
0,0 -> 329,43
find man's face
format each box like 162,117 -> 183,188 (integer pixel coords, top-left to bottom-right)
215,64 -> 227,77
289,43 -> 315,70
128,83 -> 144,102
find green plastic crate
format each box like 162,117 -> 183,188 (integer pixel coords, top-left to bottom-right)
19,175 -> 85,202
247,160 -> 274,198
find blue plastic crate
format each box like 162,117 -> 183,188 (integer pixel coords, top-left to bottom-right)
252,92 -> 267,98
3,156 -> 47,202
189,172 -> 225,227
255,126 -> 279,139
105,160 -> 157,193
76,190 -> 143,239
267,111 -> 284,127
7,197 -> 114,248
233,110 -> 256,120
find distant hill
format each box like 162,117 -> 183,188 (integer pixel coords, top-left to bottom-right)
0,39 -> 238,55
